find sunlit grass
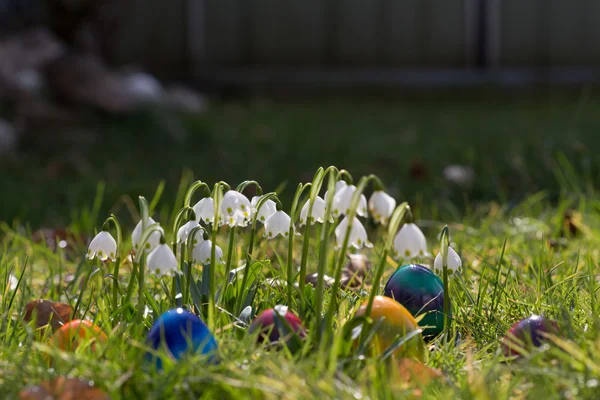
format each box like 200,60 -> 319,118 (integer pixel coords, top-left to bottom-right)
2,169 -> 600,398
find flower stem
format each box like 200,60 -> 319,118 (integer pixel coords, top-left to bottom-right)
137,254 -> 145,323
236,192 -> 278,315
183,180 -> 210,207
298,223 -> 311,307
286,183 -> 310,305
171,242 -> 178,307
443,266 -> 450,341
124,262 -> 137,306
364,202 -> 409,317
222,226 -> 236,301
209,226 -> 218,329
440,225 -> 451,341
179,243 -> 186,307
208,183 -> 224,330
314,168 -> 337,343
237,222 -> 257,314
103,214 -> 122,315
112,257 -> 121,312
322,176 -> 373,352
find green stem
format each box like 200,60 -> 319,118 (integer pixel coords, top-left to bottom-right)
124,263 -> 137,306
236,192 -> 278,314
208,183 -> 223,331
183,181 -> 210,207
179,243 -> 186,306
112,257 -> 121,312
209,226 -> 218,329
443,266 -> 450,341
322,176 -> 375,352
440,225 -> 451,341
298,223 -> 312,306
103,215 -> 122,314
364,202 -> 409,317
314,168 -> 338,343
222,226 -> 237,301
171,242 -> 178,307
137,254 -> 145,323
238,221 -> 257,314
184,258 -> 192,307
286,183 -> 311,305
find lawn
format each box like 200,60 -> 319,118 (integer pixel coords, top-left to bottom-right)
2,91 -> 600,398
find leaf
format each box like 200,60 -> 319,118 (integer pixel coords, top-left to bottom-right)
19,377 -> 109,400
24,300 -> 73,332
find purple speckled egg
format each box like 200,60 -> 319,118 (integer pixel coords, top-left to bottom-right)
502,315 -> 559,357
249,305 -> 306,344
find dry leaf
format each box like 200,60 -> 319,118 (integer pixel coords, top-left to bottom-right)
395,358 -> 443,385
24,299 -> 72,332
19,377 -> 109,400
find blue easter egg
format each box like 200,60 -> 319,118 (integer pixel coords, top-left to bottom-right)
146,308 -> 218,368
383,264 -> 447,338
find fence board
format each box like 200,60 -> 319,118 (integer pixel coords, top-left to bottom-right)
380,0 -> 419,66
499,0 -> 540,66
204,0 -> 243,64
585,1 -> 600,65
547,0 -> 581,65
250,0 -> 326,64
106,1 -> 600,74
426,0 -> 466,66
336,0 -> 379,65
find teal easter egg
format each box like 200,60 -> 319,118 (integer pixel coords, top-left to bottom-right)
383,264 -> 447,338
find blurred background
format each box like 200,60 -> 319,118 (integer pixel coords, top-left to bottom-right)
1,0 -> 599,231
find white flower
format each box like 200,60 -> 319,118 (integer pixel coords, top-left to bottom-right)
177,220 -> 200,244
193,197 -> 215,224
334,216 -> 372,249
224,211 -> 249,228
434,246 -> 462,275
221,191 -> 251,227
251,196 -> 277,223
132,217 -> 163,253
368,191 -> 396,225
264,210 -> 298,239
393,223 -> 429,259
324,180 -> 348,201
87,231 -> 117,261
188,228 -> 206,248
332,184 -> 367,217
147,244 -> 179,277
192,240 -> 224,265
299,196 -> 331,226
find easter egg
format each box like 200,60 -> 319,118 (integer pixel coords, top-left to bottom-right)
249,305 -> 306,344
502,315 -> 559,357
383,264 -> 447,338
355,296 -> 425,361
50,320 -> 107,351
146,308 -> 218,368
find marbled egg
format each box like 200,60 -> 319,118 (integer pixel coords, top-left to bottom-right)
146,308 -> 218,367
50,319 -> 107,352
383,264 -> 447,338
502,315 -> 559,357
355,296 -> 425,361
249,305 -> 306,344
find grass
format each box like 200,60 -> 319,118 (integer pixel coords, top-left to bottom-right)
2,89 -> 600,227
1,91 -> 600,398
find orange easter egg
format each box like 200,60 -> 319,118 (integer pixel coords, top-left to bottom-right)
355,296 -> 425,361
50,320 -> 107,352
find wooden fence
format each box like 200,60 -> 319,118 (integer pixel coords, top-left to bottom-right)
107,1 -> 600,79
